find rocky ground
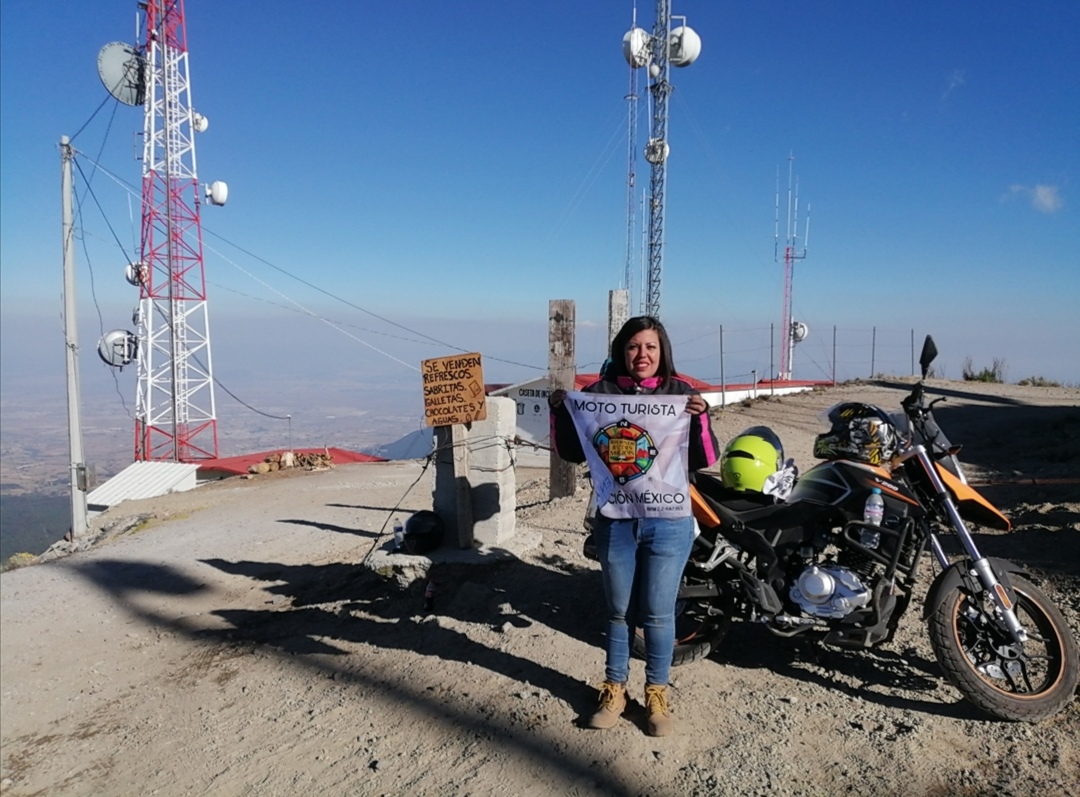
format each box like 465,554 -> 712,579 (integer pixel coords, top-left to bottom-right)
1,378 -> 1078,797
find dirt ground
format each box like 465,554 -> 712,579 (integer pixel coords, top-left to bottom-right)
1,378 -> 1078,797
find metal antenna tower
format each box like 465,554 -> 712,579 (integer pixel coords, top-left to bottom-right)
774,153 -> 810,381
644,0 -> 672,319
134,0 -> 223,461
622,7 -> 640,302
623,1 -> 700,319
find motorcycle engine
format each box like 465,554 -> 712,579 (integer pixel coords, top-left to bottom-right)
790,564 -> 871,619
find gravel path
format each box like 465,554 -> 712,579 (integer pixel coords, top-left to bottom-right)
2,380 -> 1078,796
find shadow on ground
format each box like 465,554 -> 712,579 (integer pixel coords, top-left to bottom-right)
65,552 -> 641,796
702,620 -> 985,721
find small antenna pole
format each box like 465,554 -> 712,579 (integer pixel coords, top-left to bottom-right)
775,152 -> 810,381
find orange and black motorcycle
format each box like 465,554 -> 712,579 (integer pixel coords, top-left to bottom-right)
649,335 -> 1077,721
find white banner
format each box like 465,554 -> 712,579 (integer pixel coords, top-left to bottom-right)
565,392 -> 692,519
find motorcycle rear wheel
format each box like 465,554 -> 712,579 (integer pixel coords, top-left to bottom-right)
632,598 -> 731,667
928,574 -> 1079,721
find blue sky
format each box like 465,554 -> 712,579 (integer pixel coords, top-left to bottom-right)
2,0 -> 1079,437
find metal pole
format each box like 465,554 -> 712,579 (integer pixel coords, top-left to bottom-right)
718,324 -> 726,408
831,325 -> 837,385
871,326 -> 877,378
61,136 -> 88,539
769,322 -> 775,395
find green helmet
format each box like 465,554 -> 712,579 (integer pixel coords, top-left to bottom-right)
720,426 -> 784,492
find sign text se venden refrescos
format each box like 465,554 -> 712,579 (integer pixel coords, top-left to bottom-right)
421,353 -> 487,427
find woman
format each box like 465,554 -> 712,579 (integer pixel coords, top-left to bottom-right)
550,316 -> 720,736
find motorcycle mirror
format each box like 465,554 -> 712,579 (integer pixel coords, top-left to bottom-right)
919,335 -> 938,376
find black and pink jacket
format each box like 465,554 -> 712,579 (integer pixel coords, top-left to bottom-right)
550,374 -> 721,472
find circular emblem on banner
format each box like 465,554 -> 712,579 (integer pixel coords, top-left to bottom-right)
593,419 -> 659,484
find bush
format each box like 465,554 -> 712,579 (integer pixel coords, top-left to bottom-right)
1017,376 -> 1061,387
962,356 -> 1006,383
2,552 -> 37,572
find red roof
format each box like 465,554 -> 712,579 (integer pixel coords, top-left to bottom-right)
197,447 -> 385,476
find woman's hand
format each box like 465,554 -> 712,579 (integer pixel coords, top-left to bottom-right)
548,389 -> 567,409
685,394 -> 707,415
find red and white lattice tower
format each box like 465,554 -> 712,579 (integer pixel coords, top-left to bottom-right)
134,0 -> 218,461
774,153 -> 810,381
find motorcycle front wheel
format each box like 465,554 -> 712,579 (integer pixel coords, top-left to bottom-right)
928,574 -> 1079,721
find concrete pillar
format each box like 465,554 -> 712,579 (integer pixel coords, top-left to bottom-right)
549,299 -> 576,499
608,289 -> 629,350
433,396 -> 516,548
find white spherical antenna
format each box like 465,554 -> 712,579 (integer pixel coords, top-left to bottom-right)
792,321 -> 809,343
648,63 -> 661,79
97,42 -> 145,106
644,137 -> 669,165
124,262 -> 147,286
205,181 -> 229,206
97,329 -> 138,368
192,113 -> 209,133
622,27 -> 651,68
669,26 -> 702,67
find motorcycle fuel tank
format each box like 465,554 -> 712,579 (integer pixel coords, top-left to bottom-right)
788,460 -> 919,518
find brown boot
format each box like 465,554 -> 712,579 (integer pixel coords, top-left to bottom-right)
644,683 -> 674,737
586,681 -> 627,729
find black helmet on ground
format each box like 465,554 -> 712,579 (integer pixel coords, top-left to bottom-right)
403,510 -> 446,555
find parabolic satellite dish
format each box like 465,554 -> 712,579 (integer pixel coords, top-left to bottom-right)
669,26 -> 702,68
644,137 -> 669,165
622,26 -> 650,68
124,262 -> 147,286
98,329 -> 138,368
205,181 -> 228,206
792,321 -> 809,343
97,42 -> 145,106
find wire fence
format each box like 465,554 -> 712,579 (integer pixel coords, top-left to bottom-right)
673,325 -> 925,385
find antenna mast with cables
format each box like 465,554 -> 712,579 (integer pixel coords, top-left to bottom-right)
622,1 -> 700,319
774,153 -> 810,381
133,0 -> 226,461
622,7 -> 640,303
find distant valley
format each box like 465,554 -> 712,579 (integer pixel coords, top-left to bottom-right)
1,377 -> 424,562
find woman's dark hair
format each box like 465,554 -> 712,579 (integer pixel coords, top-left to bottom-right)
606,315 -> 678,380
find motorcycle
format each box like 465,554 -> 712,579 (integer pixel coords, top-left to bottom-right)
639,335 -> 1078,722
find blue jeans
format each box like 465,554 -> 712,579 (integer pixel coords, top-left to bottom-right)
592,514 -> 695,686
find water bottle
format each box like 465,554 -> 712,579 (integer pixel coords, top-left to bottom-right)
863,488 -> 885,527
392,519 -> 405,552
859,488 -> 885,549
423,579 -> 436,613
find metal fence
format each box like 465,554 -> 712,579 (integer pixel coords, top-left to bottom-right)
671,325 -> 923,385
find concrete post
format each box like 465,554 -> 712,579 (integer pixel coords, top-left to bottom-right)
548,300 -> 576,499
608,289 -> 629,351
433,397 -> 517,548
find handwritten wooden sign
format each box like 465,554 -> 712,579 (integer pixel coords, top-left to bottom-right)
421,353 -> 487,427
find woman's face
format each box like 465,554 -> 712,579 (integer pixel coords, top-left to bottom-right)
624,329 -> 661,381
